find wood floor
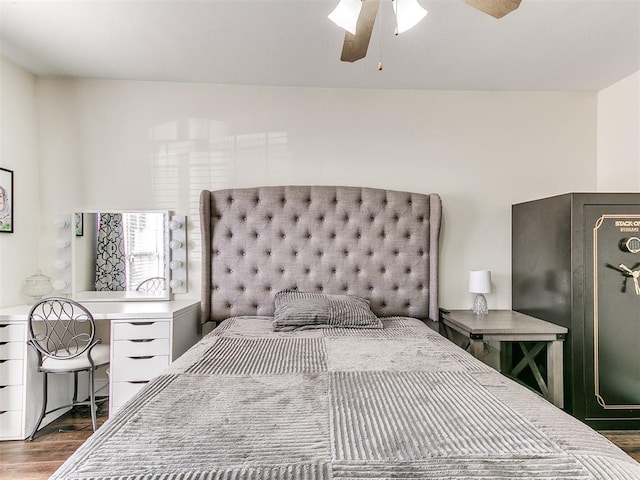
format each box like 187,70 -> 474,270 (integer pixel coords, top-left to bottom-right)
602,430 -> 640,462
0,406 -> 106,480
1,408 -> 639,480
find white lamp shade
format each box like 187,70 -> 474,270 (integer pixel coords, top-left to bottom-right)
328,0 -> 363,35
393,0 -> 427,34
469,270 -> 492,294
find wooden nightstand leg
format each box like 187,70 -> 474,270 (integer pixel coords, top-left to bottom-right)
441,323 -> 455,341
547,339 -> 564,409
469,338 -> 485,359
442,323 -> 471,351
500,341 -> 513,373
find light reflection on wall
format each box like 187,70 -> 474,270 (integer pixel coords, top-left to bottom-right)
149,118 -> 293,267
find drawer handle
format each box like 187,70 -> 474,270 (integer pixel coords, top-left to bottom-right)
127,380 -> 150,385
128,322 -> 155,326
130,339 -> 154,343
0,360 -> 7,364
128,356 -> 154,360
0,342 -> 8,346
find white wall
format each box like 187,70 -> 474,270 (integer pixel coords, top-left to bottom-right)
34,79 -> 85,301
597,70 -> 640,192
33,78 -> 597,312
0,57 -> 39,306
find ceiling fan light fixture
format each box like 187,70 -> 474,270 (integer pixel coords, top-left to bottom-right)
392,0 -> 427,34
464,0 -> 522,18
328,0 -> 363,35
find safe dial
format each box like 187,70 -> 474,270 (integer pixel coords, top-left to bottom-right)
620,237 -> 640,254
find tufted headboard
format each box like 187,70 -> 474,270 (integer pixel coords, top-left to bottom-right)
200,186 -> 442,324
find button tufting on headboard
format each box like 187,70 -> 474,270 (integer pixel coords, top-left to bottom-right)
200,186 -> 442,324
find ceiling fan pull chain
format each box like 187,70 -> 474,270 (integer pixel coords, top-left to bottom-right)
393,0 -> 399,35
378,0 -> 384,70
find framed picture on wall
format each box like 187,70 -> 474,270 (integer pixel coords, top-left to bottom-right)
75,212 -> 83,236
0,167 -> 13,233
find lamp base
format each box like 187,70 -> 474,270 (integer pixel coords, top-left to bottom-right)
472,293 -> 488,315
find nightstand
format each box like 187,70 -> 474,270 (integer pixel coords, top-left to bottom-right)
439,309 -> 568,408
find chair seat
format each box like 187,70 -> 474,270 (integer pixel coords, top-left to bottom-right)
41,344 -> 110,372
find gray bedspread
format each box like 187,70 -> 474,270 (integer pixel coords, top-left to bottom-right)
51,317 -> 640,480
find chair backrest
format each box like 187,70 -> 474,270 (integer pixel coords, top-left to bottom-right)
135,276 -> 166,293
27,297 -> 97,360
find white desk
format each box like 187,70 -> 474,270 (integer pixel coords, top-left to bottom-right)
0,300 -> 200,441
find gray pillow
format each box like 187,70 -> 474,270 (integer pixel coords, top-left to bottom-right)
273,289 -> 383,331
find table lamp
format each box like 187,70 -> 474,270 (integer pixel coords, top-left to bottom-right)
469,270 -> 491,315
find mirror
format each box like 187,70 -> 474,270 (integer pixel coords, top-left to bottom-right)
72,211 -> 171,301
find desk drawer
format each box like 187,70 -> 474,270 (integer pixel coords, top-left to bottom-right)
0,341 -> 24,360
0,324 -> 25,342
112,321 -> 170,341
0,359 -> 23,386
113,338 -> 170,357
0,410 -> 23,440
111,380 -> 149,407
0,385 -> 23,410
111,355 -> 169,382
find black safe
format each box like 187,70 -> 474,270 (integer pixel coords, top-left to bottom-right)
512,193 -> 640,429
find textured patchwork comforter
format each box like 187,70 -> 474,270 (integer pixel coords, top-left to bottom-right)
51,317 -> 640,479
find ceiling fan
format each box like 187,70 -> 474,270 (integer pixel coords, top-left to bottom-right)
329,0 -> 522,63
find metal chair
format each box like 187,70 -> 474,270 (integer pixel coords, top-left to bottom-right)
26,297 -> 109,441
135,276 -> 166,293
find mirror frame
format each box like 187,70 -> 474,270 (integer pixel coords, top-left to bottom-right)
71,210 -> 171,302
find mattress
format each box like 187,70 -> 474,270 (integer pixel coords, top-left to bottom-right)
51,317 -> 640,479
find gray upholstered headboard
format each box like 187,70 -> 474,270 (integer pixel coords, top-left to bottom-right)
200,186 -> 441,324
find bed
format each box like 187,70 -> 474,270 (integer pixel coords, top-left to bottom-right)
51,186 -> 640,479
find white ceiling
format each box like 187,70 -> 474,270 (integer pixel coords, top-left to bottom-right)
1,0 -> 639,91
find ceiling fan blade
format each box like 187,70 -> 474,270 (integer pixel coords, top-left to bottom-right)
464,0 -> 522,18
340,0 -> 380,62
